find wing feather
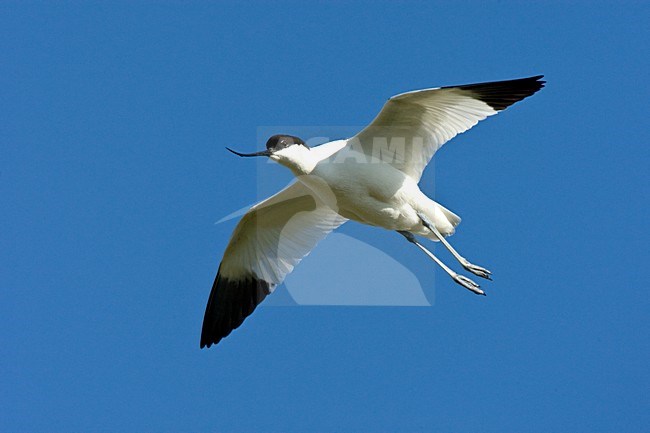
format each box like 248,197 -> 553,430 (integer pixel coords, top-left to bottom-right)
200,182 -> 347,348
351,76 -> 545,180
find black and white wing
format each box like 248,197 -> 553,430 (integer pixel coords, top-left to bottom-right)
350,75 -> 545,180
200,181 -> 347,348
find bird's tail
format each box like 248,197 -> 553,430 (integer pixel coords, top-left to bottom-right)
424,203 -> 461,241
438,203 -> 461,229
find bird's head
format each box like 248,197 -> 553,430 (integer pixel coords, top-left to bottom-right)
227,134 -> 313,174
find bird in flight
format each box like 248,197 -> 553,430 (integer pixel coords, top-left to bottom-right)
201,75 -> 545,348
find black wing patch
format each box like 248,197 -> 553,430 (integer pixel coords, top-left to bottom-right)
200,267 -> 272,348
450,75 -> 545,111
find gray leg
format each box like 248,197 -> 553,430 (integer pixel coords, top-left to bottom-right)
417,213 -> 492,280
398,231 -> 485,296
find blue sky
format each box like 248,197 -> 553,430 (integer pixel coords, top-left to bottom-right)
2,2 -> 649,432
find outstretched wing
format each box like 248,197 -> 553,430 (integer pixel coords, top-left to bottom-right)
350,75 -> 545,180
200,181 -> 347,348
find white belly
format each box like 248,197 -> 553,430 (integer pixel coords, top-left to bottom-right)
300,158 -> 459,237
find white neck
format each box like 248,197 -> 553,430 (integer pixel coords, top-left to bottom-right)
270,140 -> 348,176
270,145 -> 316,175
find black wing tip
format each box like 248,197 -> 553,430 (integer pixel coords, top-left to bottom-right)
200,270 -> 272,349
451,75 -> 545,111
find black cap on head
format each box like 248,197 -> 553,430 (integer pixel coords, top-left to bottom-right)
265,135 -> 308,152
226,134 -> 308,158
